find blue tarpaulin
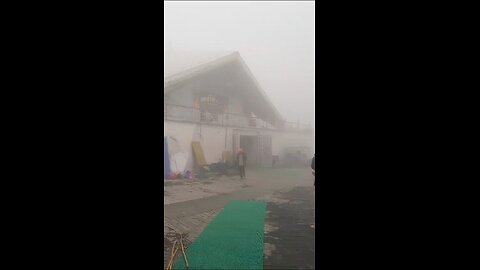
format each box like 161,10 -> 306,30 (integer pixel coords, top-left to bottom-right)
164,137 -> 170,178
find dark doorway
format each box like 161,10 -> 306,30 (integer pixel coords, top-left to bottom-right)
238,134 -> 272,166
240,135 -> 258,166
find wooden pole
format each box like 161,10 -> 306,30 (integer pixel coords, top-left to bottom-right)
180,234 -> 189,268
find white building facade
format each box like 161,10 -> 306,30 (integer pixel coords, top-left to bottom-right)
164,51 -> 314,173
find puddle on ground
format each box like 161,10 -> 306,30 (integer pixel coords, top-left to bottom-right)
264,243 -> 276,258
257,194 -> 290,204
264,223 -> 279,234
264,235 -> 280,240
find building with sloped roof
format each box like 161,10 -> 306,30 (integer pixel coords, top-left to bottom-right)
164,50 -> 313,175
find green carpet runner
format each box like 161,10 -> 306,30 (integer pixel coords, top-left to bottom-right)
173,200 -> 266,270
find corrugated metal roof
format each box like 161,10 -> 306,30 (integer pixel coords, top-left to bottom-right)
163,50 -> 285,124
164,50 -> 235,78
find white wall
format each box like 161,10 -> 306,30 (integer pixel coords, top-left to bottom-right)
231,128 -> 314,160
165,120 -> 314,172
198,125 -> 230,163
165,121 -> 232,171
269,131 -> 314,158
164,121 -> 196,171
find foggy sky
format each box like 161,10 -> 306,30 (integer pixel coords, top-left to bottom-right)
164,1 -> 315,128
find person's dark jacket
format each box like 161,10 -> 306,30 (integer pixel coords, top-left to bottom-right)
311,154 -> 315,185
237,152 -> 247,166
311,155 -> 315,170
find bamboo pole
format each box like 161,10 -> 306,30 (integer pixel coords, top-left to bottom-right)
180,234 -> 189,268
166,240 -> 179,270
167,246 -> 180,270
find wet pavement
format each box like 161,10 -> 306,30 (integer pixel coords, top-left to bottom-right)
164,167 -> 315,269
263,186 -> 315,269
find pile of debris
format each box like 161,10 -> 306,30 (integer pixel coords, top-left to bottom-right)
165,139 -> 238,181
165,232 -> 191,270
165,170 -> 196,180
165,163 -> 237,181
196,161 -> 238,179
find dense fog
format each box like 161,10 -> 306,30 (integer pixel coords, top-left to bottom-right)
164,1 -> 315,131
164,6 -> 316,267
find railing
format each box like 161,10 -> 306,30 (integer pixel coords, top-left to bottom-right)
283,121 -> 312,131
164,103 -> 312,131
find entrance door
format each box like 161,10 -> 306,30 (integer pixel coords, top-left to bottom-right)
164,137 -> 171,178
235,134 -> 272,166
232,133 -> 239,162
240,135 -> 258,166
258,135 -> 272,166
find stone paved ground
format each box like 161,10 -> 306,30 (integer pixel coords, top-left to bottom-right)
164,175 -> 244,205
164,209 -> 219,268
163,167 -> 315,269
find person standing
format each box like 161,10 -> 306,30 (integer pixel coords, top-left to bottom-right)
311,154 -> 315,186
237,148 -> 247,179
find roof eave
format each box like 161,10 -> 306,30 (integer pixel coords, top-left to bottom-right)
164,52 -> 239,93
